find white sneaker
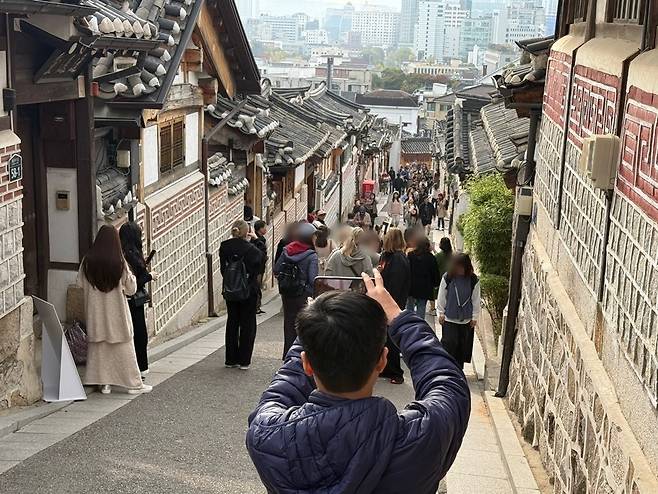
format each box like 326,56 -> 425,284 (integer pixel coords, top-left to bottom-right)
140,370 -> 149,379
100,385 -> 111,395
239,365 -> 250,370
225,364 -> 240,369
127,383 -> 153,395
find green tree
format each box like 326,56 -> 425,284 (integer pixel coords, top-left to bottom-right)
459,174 -> 515,338
361,47 -> 386,66
386,47 -> 415,67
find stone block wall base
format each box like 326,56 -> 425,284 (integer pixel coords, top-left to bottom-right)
0,298 -> 41,409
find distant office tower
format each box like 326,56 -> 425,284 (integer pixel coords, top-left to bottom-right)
399,0 -> 419,47
351,8 -> 400,48
491,1 -> 546,44
443,0 -> 470,60
460,15 -> 492,60
324,4 -> 354,44
415,0 -> 445,61
258,14 -> 304,43
236,0 -> 259,20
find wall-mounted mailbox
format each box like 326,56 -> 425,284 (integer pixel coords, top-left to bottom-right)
56,191 -> 70,211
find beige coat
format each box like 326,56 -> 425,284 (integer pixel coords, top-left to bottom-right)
76,260 -> 137,343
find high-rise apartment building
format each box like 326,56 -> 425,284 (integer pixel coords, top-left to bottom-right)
415,0 -> 445,61
236,0 -> 259,20
491,1 -> 546,44
399,0 -> 420,47
443,0 -> 470,60
257,14 -> 305,43
351,8 -> 400,48
324,5 -> 355,44
460,15 -> 492,60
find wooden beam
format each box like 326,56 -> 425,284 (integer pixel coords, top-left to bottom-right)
195,3 -> 236,98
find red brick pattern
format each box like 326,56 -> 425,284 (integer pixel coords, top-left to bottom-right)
543,51 -> 572,127
568,66 -> 620,149
0,145 -> 22,203
618,86 -> 658,222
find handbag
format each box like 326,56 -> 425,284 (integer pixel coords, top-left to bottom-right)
65,321 -> 88,365
131,287 -> 151,307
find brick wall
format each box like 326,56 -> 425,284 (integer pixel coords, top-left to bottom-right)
0,143 -> 24,319
146,173 -> 207,335
0,138 -> 39,409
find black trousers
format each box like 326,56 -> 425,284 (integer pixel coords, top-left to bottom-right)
129,301 -> 149,372
282,295 -> 307,359
382,335 -> 403,379
225,295 -> 258,366
441,321 -> 475,368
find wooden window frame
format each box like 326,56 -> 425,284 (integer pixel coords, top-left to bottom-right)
159,116 -> 185,176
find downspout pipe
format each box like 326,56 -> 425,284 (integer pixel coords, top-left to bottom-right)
496,108 -> 540,397
202,100 -> 248,317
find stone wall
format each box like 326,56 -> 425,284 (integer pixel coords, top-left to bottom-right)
510,235 -> 658,493
0,132 -> 40,409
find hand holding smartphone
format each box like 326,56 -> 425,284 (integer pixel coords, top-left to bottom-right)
313,276 -> 373,298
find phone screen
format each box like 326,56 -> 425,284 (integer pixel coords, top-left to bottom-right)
313,276 -> 369,298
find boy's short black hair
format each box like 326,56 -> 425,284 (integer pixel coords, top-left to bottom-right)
254,220 -> 266,233
297,291 -> 387,393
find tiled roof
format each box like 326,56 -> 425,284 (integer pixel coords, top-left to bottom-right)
469,123 -> 495,175
481,101 -> 529,169
401,137 -> 433,155
81,0 -> 202,105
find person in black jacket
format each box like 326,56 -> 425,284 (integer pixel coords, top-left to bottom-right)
407,235 -> 440,318
419,196 -> 436,236
378,227 -> 410,384
119,221 -> 155,378
219,220 -> 264,370
250,220 -> 268,314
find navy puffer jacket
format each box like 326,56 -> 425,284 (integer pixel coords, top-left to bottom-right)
246,311 -> 471,493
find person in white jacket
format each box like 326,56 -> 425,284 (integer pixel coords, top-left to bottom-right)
437,253 -> 481,368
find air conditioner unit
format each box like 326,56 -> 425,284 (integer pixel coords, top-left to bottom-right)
516,186 -> 533,217
578,134 -> 620,190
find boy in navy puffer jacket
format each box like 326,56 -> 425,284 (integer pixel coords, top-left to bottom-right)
247,270 -> 471,494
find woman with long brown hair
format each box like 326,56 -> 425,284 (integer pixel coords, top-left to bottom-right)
378,227 -> 410,384
77,225 -> 151,395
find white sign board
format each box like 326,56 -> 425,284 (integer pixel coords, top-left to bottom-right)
33,297 -> 87,403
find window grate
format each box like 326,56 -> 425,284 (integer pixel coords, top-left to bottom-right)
573,0 -> 588,22
610,0 -> 646,23
159,117 -> 186,175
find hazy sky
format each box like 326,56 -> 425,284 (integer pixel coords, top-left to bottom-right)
259,0 -> 403,17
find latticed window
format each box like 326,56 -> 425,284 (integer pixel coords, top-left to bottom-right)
573,0 -> 588,22
608,0 -> 647,23
159,118 -> 185,174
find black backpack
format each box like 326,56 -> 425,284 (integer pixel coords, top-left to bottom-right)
277,260 -> 306,296
222,254 -> 250,302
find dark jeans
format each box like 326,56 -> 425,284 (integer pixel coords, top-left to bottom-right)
437,217 -> 446,230
382,335 -> 403,379
282,295 -> 307,359
255,274 -> 263,311
129,301 -> 149,372
225,295 -> 258,366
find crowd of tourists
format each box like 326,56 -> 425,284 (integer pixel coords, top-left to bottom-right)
72,163 -> 474,492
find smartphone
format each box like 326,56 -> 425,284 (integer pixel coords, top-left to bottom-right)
313,276 -> 371,298
145,249 -> 156,265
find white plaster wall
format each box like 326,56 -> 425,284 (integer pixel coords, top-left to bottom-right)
185,112 -> 199,166
294,164 -> 305,190
47,269 -> 77,321
46,168 -> 79,264
364,105 -> 419,134
143,125 -> 159,186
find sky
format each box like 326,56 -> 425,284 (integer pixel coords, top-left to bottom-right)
259,0 -> 403,18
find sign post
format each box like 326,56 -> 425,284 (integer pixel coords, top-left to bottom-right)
33,297 -> 87,403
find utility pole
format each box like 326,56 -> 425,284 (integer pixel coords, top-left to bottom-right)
326,56 -> 334,91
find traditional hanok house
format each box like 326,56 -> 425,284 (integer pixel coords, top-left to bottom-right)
22,0 -> 259,333
400,137 -> 434,167
0,0 -> 113,408
273,83 -> 373,227
360,116 -> 394,190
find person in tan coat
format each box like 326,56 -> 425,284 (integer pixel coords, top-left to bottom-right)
77,225 -> 152,395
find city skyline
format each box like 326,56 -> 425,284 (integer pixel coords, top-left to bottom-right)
258,0 -> 402,18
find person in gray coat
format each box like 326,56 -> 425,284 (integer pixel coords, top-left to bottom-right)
325,227 -> 374,278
